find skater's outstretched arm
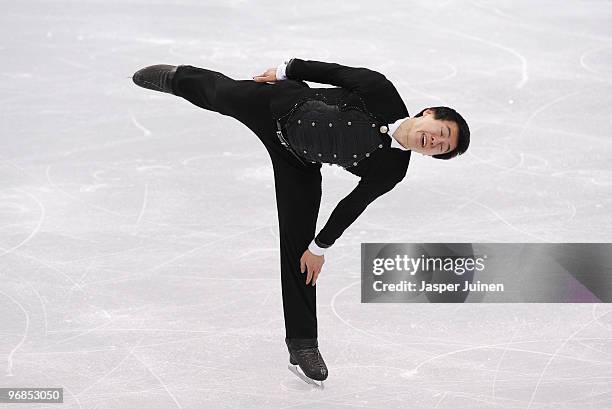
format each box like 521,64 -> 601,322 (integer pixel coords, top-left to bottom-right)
315,174 -> 402,249
297,173 -> 402,287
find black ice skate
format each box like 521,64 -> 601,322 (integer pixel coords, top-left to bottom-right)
132,64 -> 177,94
286,338 -> 328,387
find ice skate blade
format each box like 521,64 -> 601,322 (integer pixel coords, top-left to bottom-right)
288,364 -> 324,389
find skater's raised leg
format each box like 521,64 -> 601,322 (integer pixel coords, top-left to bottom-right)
133,64 -> 302,158
167,65 -> 278,134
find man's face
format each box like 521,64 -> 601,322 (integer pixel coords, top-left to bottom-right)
409,109 -> 459,156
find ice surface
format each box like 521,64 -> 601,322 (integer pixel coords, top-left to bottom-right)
1,0 -> 612,408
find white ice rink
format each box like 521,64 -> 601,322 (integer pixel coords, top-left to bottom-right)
2,0 -> 612,408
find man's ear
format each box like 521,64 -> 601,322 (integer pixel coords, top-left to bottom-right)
423,108 -> 435,117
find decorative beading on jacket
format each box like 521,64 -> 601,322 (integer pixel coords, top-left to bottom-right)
283,100 -> 388,168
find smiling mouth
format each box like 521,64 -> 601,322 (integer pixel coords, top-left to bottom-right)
422,134 -> 426,148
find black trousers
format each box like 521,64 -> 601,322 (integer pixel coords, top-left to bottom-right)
172,65 -> 321,339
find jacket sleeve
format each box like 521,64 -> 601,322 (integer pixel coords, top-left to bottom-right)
314,176 -> 400,248
285,58 -> 386,94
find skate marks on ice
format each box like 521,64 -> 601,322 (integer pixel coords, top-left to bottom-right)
129,111 -> 152,137
580,44 -> 612,80
329,278 -> 612,408
0,289 -> 30,377
0,188 -> 46,257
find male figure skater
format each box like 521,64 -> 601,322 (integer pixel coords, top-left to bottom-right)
132,58 -> 470,386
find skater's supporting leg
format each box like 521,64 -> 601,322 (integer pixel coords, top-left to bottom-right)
271,157 -> 322,339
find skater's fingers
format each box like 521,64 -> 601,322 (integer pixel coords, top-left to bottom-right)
253,76 -> 276,83
316,264 -> 324,284
253,68 -> 277,83
307,261 -> 317,285
306,267 -> 313,285
252,72 -> 267,81
311,269 -> 320,286
300,257 -> 306,274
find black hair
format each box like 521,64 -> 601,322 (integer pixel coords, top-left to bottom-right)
414,106 -> 470,160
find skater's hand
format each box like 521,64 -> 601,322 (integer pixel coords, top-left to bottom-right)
300,249 -> 325,286
253,68 -> 277,83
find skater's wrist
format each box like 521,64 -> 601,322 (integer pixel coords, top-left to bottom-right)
276,61 -> 288,81
308,239 -> 326,256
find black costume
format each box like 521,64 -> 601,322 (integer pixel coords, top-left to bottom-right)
165,59 -> 411,340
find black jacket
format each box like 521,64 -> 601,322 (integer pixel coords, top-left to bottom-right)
270,58 -> 412,249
